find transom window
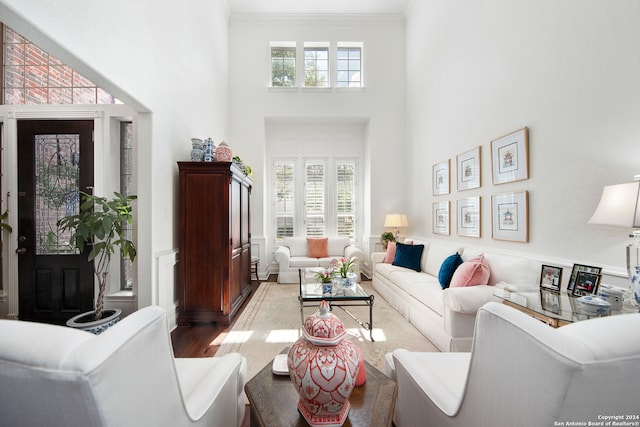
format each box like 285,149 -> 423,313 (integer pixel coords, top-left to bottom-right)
304,44 -> 329,88
337,44 -> 362,88
1,24 -> 118,105
270,43 -> 296,87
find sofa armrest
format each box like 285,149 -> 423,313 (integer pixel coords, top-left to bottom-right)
443,285 -> 500,313
371,252 -> 386,265
344,244 -> 363,261
274,246 -> 291,265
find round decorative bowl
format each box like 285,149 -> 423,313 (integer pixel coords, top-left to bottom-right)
287,300 -> 362,427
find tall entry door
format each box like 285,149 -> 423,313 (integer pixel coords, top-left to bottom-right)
17,120 -> 95,325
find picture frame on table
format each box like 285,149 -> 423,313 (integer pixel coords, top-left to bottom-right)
457,196 -> 481,238
432,201 -> 450,235
491,127 -> 529,185
456,146 -> 481,191
540,290 -> 561,314
432,160 -> 450,196
572,271 -> 602,296
540,264 -> 563,292
567,263 -> 602,294
491,191 -> 528,242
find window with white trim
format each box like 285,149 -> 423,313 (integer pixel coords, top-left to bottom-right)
270,42 -> 296,87
304,43 -> 329,87
337,43 -> 363,88
273,158 -> 358,241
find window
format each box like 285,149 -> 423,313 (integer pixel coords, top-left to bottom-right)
305,160 -> 326,235
270,43 -> 296,87
2,24 -> 117,105
304,43 -> 329,87
337,43 -> 363,88
120,122 -> 134,290
273,158 -> 358,241
274,161 -> 295,239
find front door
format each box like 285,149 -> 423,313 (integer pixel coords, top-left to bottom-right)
17,120 -> 95,325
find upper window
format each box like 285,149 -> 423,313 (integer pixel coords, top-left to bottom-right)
304,43 -> 329,88
2,24 -> 117,105
337,43 -> 363,88
270,42 -> 296,87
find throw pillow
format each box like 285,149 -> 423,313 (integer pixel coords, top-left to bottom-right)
438,252 -> 464,289
384,241 -> 397,263
450,254 -> 490,287
392,242 -> 425,272
307,238 -> 329,258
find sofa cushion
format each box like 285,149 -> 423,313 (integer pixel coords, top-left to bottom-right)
283,237 -> 308,257
450,255 -> 490,287
393,243 -> 425,272
424,241 -> 465,277
438,253 -> 464,289
483,252 -> 541,286
327,237 -> 351,257
289,257 -> 320,268
307,238 -> 328,258
384,241 -> 397,263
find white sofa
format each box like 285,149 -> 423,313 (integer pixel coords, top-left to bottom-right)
0,306 -> 248,427
372,237 -> 541,352
274,236 -> 363,283
387,302 -> 640,427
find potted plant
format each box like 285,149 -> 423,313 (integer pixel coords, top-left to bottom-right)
57,192 -> 137,334
380,231 -> 396,250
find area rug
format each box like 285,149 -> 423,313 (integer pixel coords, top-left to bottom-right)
215,281 -> 438,381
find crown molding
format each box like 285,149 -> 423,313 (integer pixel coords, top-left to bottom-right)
230,13 -> 405,27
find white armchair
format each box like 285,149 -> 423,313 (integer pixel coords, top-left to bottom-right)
0,306 -> 247,427
388,302 -> 640,427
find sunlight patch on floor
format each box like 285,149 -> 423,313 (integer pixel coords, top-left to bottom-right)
265,329 -> 300,343
345,328 -> 387,342
210,330 -> 253,346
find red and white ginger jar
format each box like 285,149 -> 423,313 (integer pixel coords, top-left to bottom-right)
288,300 -> 362,427
215,140 -> 233,162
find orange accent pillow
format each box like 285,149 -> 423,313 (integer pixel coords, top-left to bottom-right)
307,238 -> 329,258
384,241 -> 397,263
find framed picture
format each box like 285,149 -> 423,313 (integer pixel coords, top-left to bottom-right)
457,196 -> 480,238
540,264 -> 563,292
491,191 -> 528,242
567,263 -> 602,294
457,146 -> 481,191
432,201 -> 450,235
572,271 -> 602,296
432,160 -> 450,196
540,290 -> 561,314
491,127 -> 529,185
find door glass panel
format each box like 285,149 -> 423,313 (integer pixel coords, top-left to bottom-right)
34,133 -> 80,255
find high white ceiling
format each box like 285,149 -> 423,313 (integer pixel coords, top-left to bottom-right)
227,0 -> 411,15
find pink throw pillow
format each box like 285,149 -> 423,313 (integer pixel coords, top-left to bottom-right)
307,238 -> 329,258
449,254 -> 490,287
384,242 -> 396,263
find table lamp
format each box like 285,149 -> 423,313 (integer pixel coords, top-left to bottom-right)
384,214 -> 408,241
588,178 -> 640,279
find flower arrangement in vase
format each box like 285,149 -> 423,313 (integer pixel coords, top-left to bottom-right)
336,256 -> 358,278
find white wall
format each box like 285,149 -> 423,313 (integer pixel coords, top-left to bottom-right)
405,0 -> 640,283
228,14 -> 406,272
0,0 -> 231,323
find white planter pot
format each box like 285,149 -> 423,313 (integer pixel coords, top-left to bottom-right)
66,309 -> 122,334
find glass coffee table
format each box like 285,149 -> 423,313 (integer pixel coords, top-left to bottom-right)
299,268 -> 375,341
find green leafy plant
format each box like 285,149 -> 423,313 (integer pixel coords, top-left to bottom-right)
380,231 -> 396,249
0,210 -> 12,233
232,156 -> 253,176
315,268 -> 335,283
57,192 -> 136,321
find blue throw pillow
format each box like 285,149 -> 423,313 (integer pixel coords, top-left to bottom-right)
438,253 -> 463,289
392,242 -> 425,272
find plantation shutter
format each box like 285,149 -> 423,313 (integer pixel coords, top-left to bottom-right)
274,161 -> 295,240
305,161 -> 325,236
336,161 -> 356,239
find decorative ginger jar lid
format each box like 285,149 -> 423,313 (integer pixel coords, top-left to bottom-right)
302,300 -> 347,346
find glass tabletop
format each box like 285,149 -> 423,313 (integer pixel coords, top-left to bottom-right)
493,287 -> 637,324
300,267 -> 369,300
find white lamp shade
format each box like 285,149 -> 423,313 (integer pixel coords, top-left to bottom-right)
384,214 -> 408,228
589,182 -> 640,227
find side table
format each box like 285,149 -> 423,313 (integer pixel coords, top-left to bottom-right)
244,350 -> 397,427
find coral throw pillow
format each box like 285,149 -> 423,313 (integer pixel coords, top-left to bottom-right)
307,238 -> 329,258
384,241 -> 397,263
449,254 -> 490,287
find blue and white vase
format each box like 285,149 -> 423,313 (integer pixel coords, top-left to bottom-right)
631,265 -> 640,312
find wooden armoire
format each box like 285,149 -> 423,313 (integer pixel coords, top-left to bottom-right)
177,162 -> 253,325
